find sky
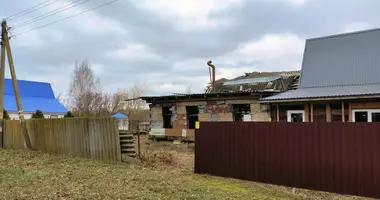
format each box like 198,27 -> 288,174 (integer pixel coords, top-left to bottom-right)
1,0 -> 380,97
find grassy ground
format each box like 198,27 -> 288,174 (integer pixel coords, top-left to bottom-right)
0,136 -> 369,199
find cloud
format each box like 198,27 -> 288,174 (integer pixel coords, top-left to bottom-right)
1,0 -> 380,98
343,22 -> 373,33
131,0 -> 245,29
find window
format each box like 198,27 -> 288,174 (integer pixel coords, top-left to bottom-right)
352,109 -> 380,122
287,110 -> 305,122
162,106 -> 173,128
50,115 -> 58,119
233,104 -> 251,121
186,106 -> 199,129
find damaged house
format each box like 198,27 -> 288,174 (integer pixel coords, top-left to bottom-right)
141,62 -> 300,140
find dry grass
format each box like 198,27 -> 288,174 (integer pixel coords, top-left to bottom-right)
0,136 -> 371,199
138,135 -> 194,172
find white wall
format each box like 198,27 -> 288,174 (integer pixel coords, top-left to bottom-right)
117,119 -> 129,130
9,113 -> 65,120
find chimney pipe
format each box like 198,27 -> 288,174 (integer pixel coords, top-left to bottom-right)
207,60 -> 216,92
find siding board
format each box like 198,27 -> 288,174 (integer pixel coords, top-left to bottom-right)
195,122 -> 380,199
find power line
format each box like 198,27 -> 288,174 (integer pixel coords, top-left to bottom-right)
5,0 -> 61,20
14,0 -> 93,29
14,0 -> 120,37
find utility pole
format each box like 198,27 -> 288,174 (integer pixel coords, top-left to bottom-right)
0,21 -> 5,148
1,20 -> 32,149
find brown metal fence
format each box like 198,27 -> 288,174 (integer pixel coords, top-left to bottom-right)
3,118 -> 121,162
195,122 -> 380,199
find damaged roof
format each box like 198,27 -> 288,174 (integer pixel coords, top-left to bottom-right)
141,90 -> 278,103
205,71 -> 300,93
262,28 -> 380,102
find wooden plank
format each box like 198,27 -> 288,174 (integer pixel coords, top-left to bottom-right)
326,104 -> 332,122
341,102 -> 345,122
349,102 -> 352,122
276,105 -> 280,122
310,104 -> 314,122
351,102 -> 380,109
304,104 -> 310,122
2,118 -> 121,162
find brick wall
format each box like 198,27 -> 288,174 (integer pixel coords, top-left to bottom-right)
149,100 -> 271,138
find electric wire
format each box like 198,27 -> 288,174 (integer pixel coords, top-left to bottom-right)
14,0 -> 93,29
14,0 -> 120,37
5,0 -> 61,20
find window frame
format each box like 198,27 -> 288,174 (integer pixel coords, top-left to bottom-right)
186,106 -> 199,129
287,110 -> 305,122
352,109 -> 380,122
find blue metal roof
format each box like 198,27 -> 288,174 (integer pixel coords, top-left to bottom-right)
5,78 -> 55,98
3,79 -> 67,114
112,112 -> 128,119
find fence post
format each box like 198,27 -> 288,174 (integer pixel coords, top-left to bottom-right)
137,120 -> 141,159
0,119 -> 3,148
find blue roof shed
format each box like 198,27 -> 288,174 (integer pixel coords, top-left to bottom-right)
112,112 -> 128,119
4,78 -> 67,114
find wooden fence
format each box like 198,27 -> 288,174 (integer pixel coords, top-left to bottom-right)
2,118 -> 121,162
195,122 -> 380,199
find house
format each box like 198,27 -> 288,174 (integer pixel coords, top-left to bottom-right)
141,70 -> 300,140
4,78 -> 67,119
260,28 -> 380,122
112,112 -> 129,130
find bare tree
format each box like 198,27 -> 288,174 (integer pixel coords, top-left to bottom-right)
67,60 -> 149,118
185,85 -> 192,94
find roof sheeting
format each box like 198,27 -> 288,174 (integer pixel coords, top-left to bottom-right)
112,113 -> 128,119
261,84 -> 380,101
5,78 -> 55,98
262,28 -> 380,102
3,79 -> 67,114
206,71 -> 300,93
4,95 -> 67,113
299,28 -> 380,88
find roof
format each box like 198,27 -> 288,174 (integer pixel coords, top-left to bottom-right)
141,90 -> 277,103
4,78 -> 67,114
299,28 -> 380,88
5,78 -> 55,98
261,84 -> 380,101
112,112 -> 128,119
262,28 -> 380,102
205,71 -> 300,93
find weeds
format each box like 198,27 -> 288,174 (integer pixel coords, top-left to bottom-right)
140,149 -> 177,169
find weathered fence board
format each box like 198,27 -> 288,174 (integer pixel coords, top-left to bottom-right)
3,118 -> 121,162
195,122 -> 380,199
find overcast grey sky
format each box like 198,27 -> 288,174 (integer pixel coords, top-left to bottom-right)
1,0 -> 379,96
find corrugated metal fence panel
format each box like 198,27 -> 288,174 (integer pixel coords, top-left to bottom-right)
3,118 -> 121,162
195,122 -> 380,199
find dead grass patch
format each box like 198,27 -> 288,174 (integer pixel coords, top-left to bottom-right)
0,136 -> 371,200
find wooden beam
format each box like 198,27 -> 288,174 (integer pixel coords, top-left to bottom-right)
276,104 -> 280,122
310,104 -> 314,122
348,102 -> 352,122
341,101 -> 345,122
304,104 -> 309,122
326,103 -> 331,122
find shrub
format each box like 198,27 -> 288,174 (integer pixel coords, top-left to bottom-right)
64,111 -> 74,118
31,110 -> 44,119
3,109 -> 10,120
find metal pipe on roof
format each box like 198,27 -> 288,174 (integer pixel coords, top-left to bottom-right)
207,60 -> 216,92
